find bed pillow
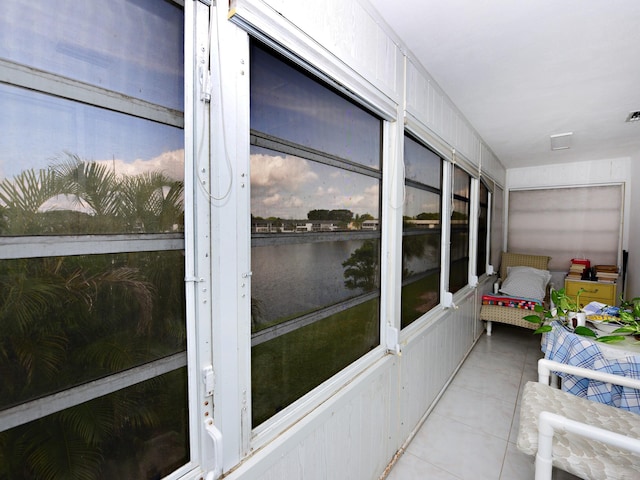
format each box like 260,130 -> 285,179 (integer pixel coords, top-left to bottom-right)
499,266 -> 551,301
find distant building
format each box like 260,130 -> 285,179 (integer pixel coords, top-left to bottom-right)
361,219 -> 379,230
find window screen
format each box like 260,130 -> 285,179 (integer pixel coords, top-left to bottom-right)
250,41 -> 382,427
449,166 -> 470,292
401,134 -> 442,328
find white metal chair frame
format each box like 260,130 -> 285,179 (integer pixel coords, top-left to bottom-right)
527,359 -> 640,480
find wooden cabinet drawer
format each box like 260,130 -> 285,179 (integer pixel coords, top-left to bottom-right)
564,279 -> 617,307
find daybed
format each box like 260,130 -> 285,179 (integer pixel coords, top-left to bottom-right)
480,252 -> 551,335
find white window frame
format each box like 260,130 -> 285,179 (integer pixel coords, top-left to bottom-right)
0,1 -> 216,479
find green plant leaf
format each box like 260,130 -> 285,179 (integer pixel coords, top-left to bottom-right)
612,325 -> 638,334
534,325 -> 552,334
619,311 -> 635,323
523,315 -> 542,324
574,326 -> 597,337
596,335 -> 627,343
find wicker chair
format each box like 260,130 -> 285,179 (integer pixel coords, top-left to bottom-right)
480,252 -> 551,335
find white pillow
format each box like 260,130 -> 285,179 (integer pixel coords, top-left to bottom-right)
499,266 -> 551,301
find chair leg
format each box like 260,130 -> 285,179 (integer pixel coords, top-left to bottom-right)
486,320 -> 492,336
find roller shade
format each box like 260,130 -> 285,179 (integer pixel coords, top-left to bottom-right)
507,185 -> 622,271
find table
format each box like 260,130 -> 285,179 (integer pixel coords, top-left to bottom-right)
541,321 -> 640,413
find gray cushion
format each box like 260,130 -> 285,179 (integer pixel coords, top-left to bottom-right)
499,266 -> 551,301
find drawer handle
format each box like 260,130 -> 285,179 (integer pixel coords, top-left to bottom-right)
583,288 -> 599,294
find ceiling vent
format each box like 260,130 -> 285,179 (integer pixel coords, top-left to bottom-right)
550,132 -> 573,151
625,111 -> 640,123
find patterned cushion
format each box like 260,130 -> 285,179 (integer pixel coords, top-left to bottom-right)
499,266 -> 551,301
517,381 -> 640,479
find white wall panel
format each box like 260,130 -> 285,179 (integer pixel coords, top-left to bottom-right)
481,143 -> 506,186
223,356 -> 399,480
628,152 -> 640,299
406,57 -> 485,169
398,292 -> 477,444
258,0 -> 402,103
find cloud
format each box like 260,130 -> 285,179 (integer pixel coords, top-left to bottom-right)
95,149 -> 184,180
251,153 -> 318,191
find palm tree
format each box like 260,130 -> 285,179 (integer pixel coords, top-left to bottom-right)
0,155 -> 187,479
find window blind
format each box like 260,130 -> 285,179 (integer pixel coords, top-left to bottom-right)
507,185 -> 622,271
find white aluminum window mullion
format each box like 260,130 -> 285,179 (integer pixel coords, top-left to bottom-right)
0,353 -> 186,433
209,1 -> 251,469
381,116 -> 403,350
0,233 -> 184,259
183,0 -> 217,477
440,160 -> 453,305
0,58 -> 184,128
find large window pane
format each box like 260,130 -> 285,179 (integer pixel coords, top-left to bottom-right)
0,369 -> 188,480
477,181 -> 489,277
0,251 -> 186,410
0,85 -> 184,236
250,42 -> 382,427
450,166 -> 470,293
250,43 -> 381,169
0,2 -> 188,477
401,135 -> 442,327
0,0 -> 184,110
404,136 -> 441,188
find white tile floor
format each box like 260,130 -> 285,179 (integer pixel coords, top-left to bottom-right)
386,324 -> 581,480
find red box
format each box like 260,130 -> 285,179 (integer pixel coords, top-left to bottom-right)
571,258 -> 590,269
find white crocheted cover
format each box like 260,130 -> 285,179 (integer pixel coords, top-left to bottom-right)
517,381 -> 640,479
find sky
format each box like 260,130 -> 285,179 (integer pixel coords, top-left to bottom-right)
0,0 -> 184,183
250,148 -> 380,220
0,83 -> 184,183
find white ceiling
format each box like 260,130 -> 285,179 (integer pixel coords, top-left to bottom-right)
367,0 -> 640,169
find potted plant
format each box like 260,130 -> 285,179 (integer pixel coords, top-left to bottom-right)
591,296 -> 640,343
523,287 -> 586,334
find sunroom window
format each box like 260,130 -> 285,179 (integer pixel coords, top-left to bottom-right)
401,134 -> 442,328
0,1 -> 188,478
449,165 -> 471,292
249,41 -> 382,427
477,180 -> 489,277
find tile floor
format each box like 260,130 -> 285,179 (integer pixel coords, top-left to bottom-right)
386,323 -> 581,480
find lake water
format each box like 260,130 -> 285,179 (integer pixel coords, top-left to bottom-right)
252,238 -> 440,326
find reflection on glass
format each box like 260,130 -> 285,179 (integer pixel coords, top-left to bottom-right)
490,185 -> 504,266
250,41 -> 382,427
250,145 -> 380,224
0,86 -> 184,236
450,166 -> 470,293
0,250 -> 186,410
0,368 -> 189,480
453,166 -> 470,197
250,43 -> 381,169
401,234 -> 441,328
401,137 -> 442,328
0,0 -> 184,110
252,239 -> 379,329
252,299 -> 379,426
404,135 -> 441,187
402,188 -> 441,327
477,181 -> 489,276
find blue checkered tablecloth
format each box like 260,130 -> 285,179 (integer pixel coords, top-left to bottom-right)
541,321 -> 640,413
